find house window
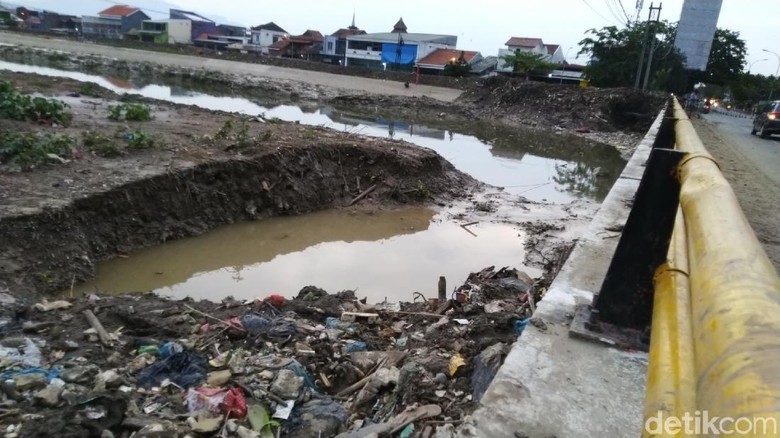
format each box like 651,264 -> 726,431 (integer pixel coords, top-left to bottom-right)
327,42 -> 334,53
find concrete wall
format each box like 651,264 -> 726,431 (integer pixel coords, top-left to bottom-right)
458,108 -> 668,438
166,19 -> 191,44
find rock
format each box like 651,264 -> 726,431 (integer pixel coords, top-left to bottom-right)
34,385 -> 63,407
237,426 -> 260,438
135,421 -> 178,438
258,370 -> 274,380
434,373 -> 448,384
94,370 -> 122,391
191,414 -> 222,434
13,373 -> 46,391
61,365 -> 99,384
33,300 -> 72,312
100,430 -> 114,438
63,340 -> 80,351
129,353 -> 156,373
206,370 -> 232,387
271,369 -> 303,399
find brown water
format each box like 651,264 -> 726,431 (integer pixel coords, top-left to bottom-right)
72,208 -> 535,303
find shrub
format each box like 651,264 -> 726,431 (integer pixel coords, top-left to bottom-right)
125,130 -> 164,150
82,130 -> 121,157
0,81 -> 73,126
107,103 -> 152,121
0,132 -> 75,170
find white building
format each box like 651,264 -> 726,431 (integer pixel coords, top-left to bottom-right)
343,17 -> 456,69
497,37 -> 565,73
137,19 -> 191,44
250,22 -> 288,54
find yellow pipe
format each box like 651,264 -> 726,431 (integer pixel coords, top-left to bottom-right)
644,209 -> 696,438
673,99 -> 780,436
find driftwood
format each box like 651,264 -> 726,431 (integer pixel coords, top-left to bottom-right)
348,184 -> 377,206
460,221 -> 478,237
184,304 -> 245,332
82,309 -> 112,347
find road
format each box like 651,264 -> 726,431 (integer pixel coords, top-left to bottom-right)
0,31 -> 462,102
694,112 -> 780,271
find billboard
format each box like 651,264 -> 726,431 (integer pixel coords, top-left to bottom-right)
673,0 -> 723,71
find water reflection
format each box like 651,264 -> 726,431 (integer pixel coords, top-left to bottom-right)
70,208 -> 533,303
0,59 -> 626,203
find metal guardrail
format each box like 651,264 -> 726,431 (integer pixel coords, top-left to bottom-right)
643,99 -> 780,437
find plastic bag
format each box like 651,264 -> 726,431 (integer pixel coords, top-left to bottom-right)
23,338 -> 41,367
159,342 -> 184,359
471,343 -> 506,402
186,387 -> 247,419
136,352 -> 207,389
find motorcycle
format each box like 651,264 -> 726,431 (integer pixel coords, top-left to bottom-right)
702,103 -> 711,114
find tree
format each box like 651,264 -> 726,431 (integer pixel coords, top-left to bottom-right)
692,28 -> 747,85
578,21 -> 685,90
501,50 -> 556,79
443,51 -> 472,77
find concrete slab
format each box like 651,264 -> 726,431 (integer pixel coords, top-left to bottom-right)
458,110 -> 666,438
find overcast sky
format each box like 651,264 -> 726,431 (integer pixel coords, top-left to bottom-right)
15,0 -> 780,76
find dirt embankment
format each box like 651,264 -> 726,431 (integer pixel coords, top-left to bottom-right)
0,74 -> 477,299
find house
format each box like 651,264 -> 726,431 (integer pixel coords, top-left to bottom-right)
497,36 -> 564,73
193,33 -> 246,50
217,24 -> 247,38
135,19 -> 192,44
169,9 -> 217,41
268,30 -> 323,59
250,22 -> 288,54
344,18 -> 457,69
81,5 -> 149,40
321,14 -> 366,64
15,8 -> 79,33
545,44 -> 564,64
416,49 -> 482,74
0,8 -> 16,26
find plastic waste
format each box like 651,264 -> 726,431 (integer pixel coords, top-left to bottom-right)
514,318 -> 530,335
23,338 -> 41,368
448,354 -> 466,377
285,397 -> 347,437
159,341 -> 184,359
136,345 -> 159,356
400,424 -> 415,438
396,336 -> 408,348
136,351 -> 208,389
0,367 -> 60,383
186,387 -> 247,419
248,404 -> 278,438
263,294 -> 286,308
241,314 -> 271,335
345,342 -> 367,353
287,359 -> 317,391
471,343 -> 506,402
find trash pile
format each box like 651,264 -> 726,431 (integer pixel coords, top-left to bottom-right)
460,76 -> 667,133
0,266 -> 539,438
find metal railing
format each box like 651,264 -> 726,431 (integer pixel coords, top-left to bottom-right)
643,99 -> 780,437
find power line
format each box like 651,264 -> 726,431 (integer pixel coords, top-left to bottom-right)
617,0 -> 632,24
604,0 -> 627,25
581,0 -> 622,26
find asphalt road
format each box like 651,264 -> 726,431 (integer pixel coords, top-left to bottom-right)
0,31 -> 462,102
702,110 -> 780,186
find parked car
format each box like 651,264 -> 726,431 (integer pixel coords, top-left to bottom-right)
751,100 -> 780,138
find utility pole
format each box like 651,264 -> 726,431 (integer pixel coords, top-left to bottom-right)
641,2 -> 662,90
633,4 -> 653,88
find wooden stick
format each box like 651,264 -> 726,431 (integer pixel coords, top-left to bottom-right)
388,311 -> 448,319
348,184 -> 377,206
460,221 -> 478,237
337,357 -> 387,397
184,304 -> 245,332
83,309 -> 112,347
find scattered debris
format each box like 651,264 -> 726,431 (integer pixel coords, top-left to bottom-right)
0,266 -> 538,437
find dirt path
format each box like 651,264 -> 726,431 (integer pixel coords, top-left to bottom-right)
0,31 -> 462,102
693,118 -> 780,272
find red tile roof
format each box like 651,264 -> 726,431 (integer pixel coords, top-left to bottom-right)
418,49 -> 479,67
505,37 -> 543,48
332,27 -> 365,39
545,44 -> 560,55
98,5 -> 139,17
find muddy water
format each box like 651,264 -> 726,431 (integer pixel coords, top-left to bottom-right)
0,60 -> 625,203
71,208 -> 535,303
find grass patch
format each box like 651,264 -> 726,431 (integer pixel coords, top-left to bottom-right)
0,80 -> 73,126
82,130 -> 121,157
125,130 -> 165,150
107,103 -> 153,121
0,131 -> 75,170
78,82 -> 102,98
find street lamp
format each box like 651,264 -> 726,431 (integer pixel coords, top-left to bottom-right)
747,58 -> 767,74
761,49 -> 780,101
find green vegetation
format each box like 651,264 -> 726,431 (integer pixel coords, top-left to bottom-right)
0,132 -> 75,170
443,52 -> 472,77
126,130 -> 165,150
501,50 -> 556,80
0,81 -> 73,126
78,82 -> 102,98
213,116 -> 258,150
82,130 -> 121,157
107,103 -> 153,121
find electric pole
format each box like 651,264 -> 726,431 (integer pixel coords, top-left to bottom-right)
642,3 -> 662,90
634,2 -> 662,89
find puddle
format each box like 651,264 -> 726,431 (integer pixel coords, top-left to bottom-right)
70,207 -> 535,303
0,60 -> 625,203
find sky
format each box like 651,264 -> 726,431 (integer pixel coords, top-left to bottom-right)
8,0 -> 780,76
